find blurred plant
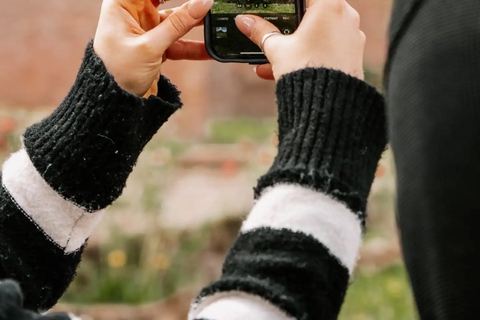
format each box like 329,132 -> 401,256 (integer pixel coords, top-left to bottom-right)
339,265 -> 417,320
208,118 -> 277,144
107,250 -> 127,269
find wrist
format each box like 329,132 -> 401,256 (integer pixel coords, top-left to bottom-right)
93,38 -> 157,98
23,41 -> 182,212
274,63 -> 364,82
258,68 -> 387,222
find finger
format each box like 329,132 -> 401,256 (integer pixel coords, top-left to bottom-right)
152,0 -> 173,6
308,0 -> 344,10
299,0 -> 344,33
100,0 -> 160,32
166,39 -> 212,60
159,8 -> 204,26
235,15 -> 283,55
345,2 -> 361,28
147,0 -> 213,50
140,0 -> 162,31
255,64 -> 275,81
158,8 -> 176,21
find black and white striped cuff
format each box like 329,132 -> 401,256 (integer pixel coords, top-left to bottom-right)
2,148 -> 104,253
190,184 -> 362,320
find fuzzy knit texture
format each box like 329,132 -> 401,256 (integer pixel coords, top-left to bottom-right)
0,280 -> 75,319
255,68 -> 386,223
22,41 -> 181,212
191,68 -> 387,320
1,44 -> 387,319
0,41 -> 182,312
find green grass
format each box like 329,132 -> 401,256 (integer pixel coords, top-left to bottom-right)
212,2 -> 295,14
62,218 -> 417,320
61,230 -> 207,304
340,265 -> 418,320
209,117 -> 277,143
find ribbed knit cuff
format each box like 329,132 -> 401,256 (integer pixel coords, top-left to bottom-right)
255,68 -> 387,222
23,41 -> 182,211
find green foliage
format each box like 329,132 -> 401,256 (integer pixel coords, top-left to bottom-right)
209,118 -> 277,143
212,2 -> 295,14
61,230 -> 207,304
339,265 -> 418,320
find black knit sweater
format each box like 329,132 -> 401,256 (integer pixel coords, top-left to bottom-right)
0,42 -> 181,312
0,42 -> 386,320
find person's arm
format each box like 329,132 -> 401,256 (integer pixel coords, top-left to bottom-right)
0,0 -> 213,313
190,68 -> 386,320
0,43 -> 181,311
189,1 -> 387,319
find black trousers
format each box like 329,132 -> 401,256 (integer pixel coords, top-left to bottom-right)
386,0 -> 480,319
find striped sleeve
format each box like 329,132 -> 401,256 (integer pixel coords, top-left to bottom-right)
189,68 -> 387,320
0,41 -> 182,312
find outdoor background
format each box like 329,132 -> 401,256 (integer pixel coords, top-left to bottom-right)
0,0 -> 418,319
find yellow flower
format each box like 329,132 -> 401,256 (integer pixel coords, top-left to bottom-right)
108,250 -> 127,268
153,253 -> 171,270
386,277 -> 403,297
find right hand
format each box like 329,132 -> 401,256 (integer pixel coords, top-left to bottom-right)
235,0 -> 365,81
94,0 -> 213,98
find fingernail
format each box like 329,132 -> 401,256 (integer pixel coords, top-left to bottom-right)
253,66 -> 258,73
236,15 -> 255,37
188,0 -> 214,19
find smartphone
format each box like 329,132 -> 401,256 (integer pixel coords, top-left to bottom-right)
204,0 -> 305,64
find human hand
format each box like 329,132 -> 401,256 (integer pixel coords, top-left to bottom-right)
93,0 -> 213,98
235,0 -> 365,81
0,280 -> 77,320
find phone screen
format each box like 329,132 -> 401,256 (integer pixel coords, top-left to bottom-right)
208,0 -> 300,60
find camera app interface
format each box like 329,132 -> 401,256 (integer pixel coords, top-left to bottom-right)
210,0 -> 298,58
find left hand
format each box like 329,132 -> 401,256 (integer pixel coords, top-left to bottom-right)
237,0 -> 365,82
94,0 -> 213,98
0,279 -> 75,320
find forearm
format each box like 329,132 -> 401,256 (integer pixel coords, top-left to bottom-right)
0,41 -> 181,312
190,68 -> 387,320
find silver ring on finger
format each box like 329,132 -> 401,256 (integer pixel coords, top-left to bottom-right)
261,31 -> 282,54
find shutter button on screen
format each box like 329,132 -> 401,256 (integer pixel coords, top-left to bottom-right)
283,28 -> 291,35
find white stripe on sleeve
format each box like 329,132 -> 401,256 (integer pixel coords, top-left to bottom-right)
242,184 -> 363,273
2,149 -> 104,252
190,292 -> 293,320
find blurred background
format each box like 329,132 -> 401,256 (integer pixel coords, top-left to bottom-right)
0,0 -> 418,319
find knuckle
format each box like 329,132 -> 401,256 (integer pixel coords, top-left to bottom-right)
135,36 -> 157,57
359,31 -> 366,44
325,0 -> 345,13
251,24 -> 266,42
351,8 -> 361,25
168,12 -> 188,36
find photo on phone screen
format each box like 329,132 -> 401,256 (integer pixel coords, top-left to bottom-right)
205,0 -> 303,62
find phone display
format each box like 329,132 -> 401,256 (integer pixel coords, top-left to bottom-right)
204,0 -> 304,63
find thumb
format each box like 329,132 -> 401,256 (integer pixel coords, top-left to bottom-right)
147,0 -> 213,50
235,15 -> 282,54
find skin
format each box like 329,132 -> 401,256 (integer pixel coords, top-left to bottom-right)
94,0 -> 214,98
235,0 -> 366,82
93,0 -> 365,96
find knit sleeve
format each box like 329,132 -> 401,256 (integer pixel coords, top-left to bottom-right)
0,41 -> 182,312
189,68 -> 387,320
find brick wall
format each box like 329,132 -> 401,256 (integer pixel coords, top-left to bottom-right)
0,0 -> 392,137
